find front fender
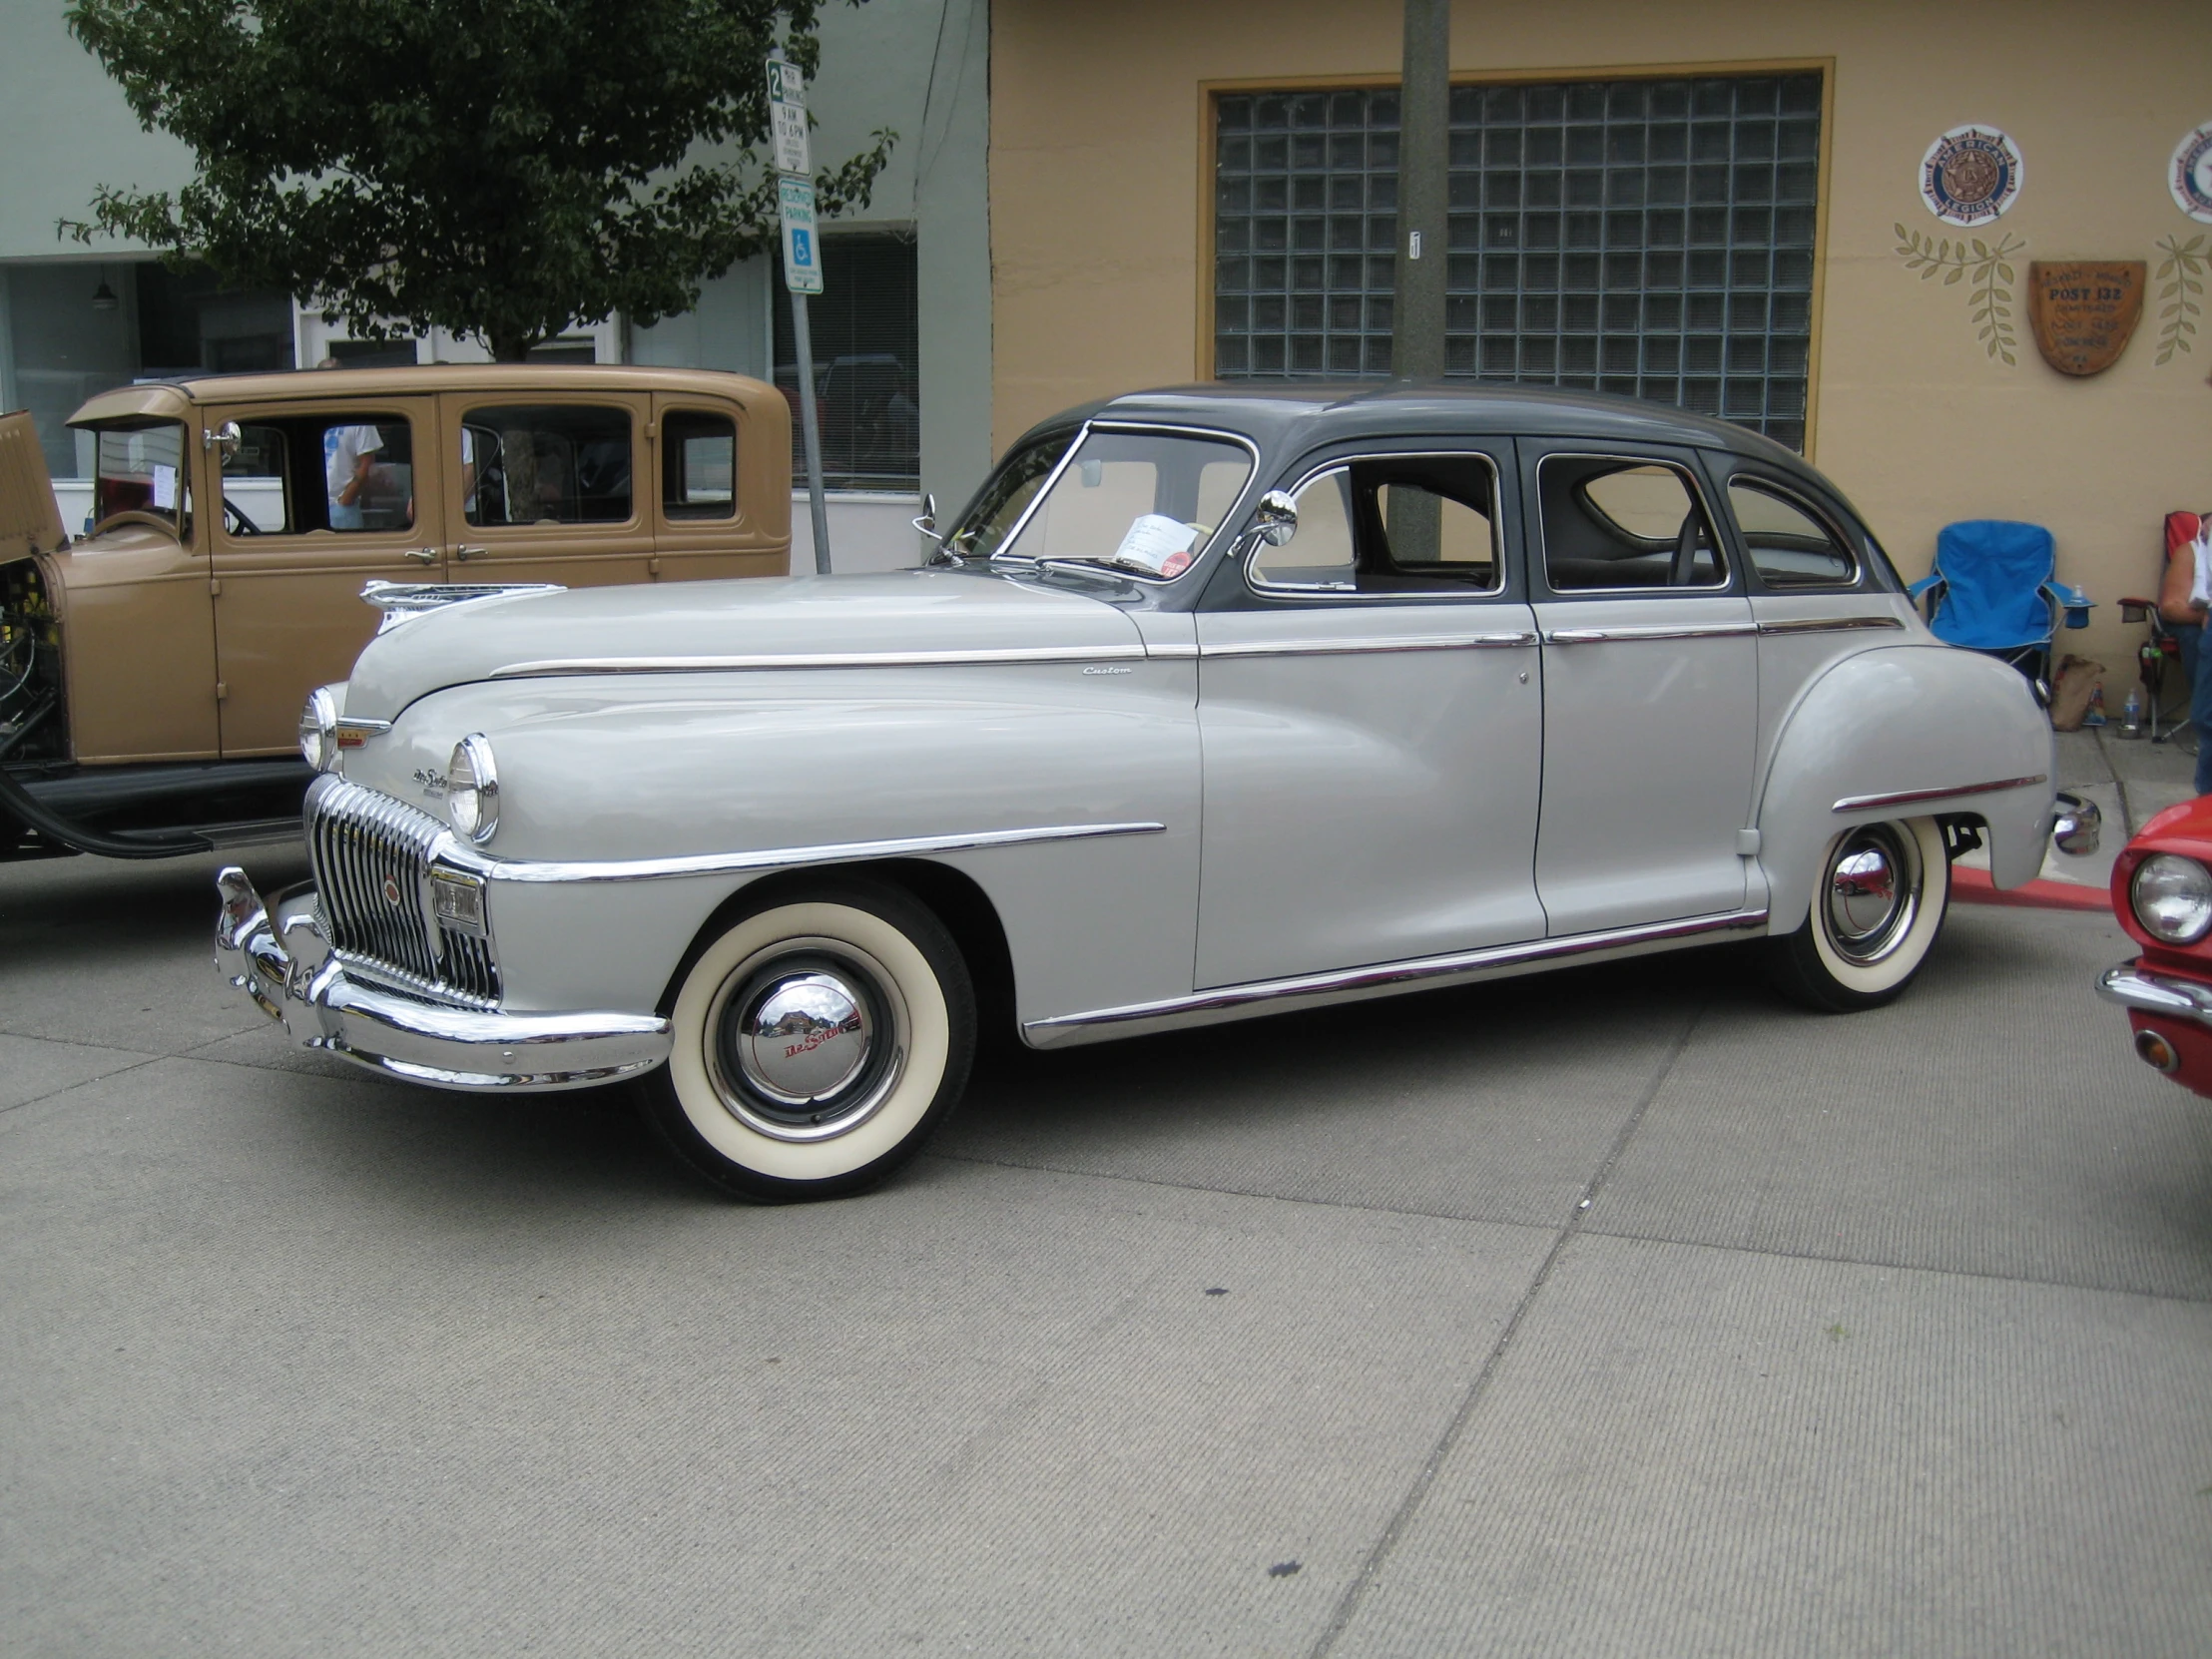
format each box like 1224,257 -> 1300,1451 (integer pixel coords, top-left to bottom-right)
338,662 -> 1203,1023
1757,645 -> 2053,933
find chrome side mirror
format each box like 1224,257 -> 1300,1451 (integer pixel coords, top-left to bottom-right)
912,489 -> 943,547
205,419 -> 243,463
2051,791 -> 2101,857
1252,489 -> 1299,547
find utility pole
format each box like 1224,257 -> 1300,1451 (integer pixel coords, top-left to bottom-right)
770,50 -> 832,574
1391,0 -> 1450,383
1387,0 -> 1451,560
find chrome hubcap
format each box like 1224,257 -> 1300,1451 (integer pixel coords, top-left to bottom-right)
707,941 -> 906,1142
737,971 -> 872,1105
1823,826 -> 1918,964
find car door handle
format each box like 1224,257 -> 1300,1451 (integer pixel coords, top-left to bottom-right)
403,547 -> 439,565
454,545 -> 488,562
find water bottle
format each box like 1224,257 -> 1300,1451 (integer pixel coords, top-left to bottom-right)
2121,688 -> 2144,738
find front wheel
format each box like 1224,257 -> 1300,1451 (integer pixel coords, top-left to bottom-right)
640,880 -> 975,1202
1764,816 -> 1949,1013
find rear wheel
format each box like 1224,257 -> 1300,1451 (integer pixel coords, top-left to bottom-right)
1765,816 -> 1949,1012
640,880 -> 975,1202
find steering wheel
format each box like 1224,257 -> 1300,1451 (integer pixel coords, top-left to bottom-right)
223,497 -> 263,537
1670,510 -> 1703,585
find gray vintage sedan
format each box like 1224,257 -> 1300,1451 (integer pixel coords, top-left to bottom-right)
216,384 -> 2082,1201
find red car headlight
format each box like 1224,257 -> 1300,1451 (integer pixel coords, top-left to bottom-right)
2130,853 -> 2212,945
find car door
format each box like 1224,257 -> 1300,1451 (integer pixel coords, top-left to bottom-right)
1525,440 -> 1757,936
208,397 -> 444,756
1195,443 -> 1544,989
649,392 -> 790,582
439,391 -> 653,585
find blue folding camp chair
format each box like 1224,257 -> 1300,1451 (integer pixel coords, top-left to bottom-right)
1907,520 -> 2092,695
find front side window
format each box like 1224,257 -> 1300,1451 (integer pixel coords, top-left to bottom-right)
462,404 -> 633,527
996,428 -> 1255,579
90,420 -> 189,532
1252,453 -> 1501,594
662,410 -> 736,521
1727,476 -> 1857,589
1539,455 -> 1724,591
214,412 -> 414,535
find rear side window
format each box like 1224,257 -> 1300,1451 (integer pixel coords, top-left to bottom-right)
462,404 -> 633,526
1727,477 -> 1859,589
1538,455 -> 1725,591
661,410 -> 736,520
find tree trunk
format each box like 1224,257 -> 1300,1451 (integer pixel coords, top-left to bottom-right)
488,333 -> 535,362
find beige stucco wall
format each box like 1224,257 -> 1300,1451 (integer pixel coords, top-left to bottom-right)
991,0 -> 2211,677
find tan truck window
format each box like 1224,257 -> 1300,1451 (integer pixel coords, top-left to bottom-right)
219,413 -> 414,534
662,410 -> 736,520
462,405 -> 633,526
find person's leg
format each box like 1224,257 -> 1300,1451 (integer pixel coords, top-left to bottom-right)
2194,621 -> 2212,795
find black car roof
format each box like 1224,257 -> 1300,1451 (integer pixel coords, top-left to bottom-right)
1007,381 -> 1809,474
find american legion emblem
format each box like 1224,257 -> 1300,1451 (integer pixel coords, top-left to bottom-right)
2171,123 -> 2212,224
2027,262 -> 2146,376
1921,125 -> 2022,227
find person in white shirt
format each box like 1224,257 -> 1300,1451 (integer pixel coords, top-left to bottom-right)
324,421 -> 383,530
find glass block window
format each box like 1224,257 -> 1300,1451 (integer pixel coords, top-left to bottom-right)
1214,74 -> 1823,450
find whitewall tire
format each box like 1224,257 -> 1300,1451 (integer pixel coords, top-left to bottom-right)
640,880 -> 975,1201
1765,816 -> 1949,1012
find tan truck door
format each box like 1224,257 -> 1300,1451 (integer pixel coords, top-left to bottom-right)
208,396 -> 445,757
438,390 -> 653,587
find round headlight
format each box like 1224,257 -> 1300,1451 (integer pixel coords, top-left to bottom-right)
446,734 -> 499,842
2131,853 -> 2212,944
298,686 -> 339,773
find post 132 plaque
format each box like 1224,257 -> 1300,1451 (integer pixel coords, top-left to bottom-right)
2027,261 -> 2146,376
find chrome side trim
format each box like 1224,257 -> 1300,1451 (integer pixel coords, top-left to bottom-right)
1144,640 -> 1201,660
1831,775 -> 2048,814
1200,630 -> 1540,660
1023,906 -> 1769,1048
1755,615 -> 1907,637
1546,622 -> 1760,644
2098,962 -> 2212,1028
488,643 -> 1148,679
444,820 -> 1168,885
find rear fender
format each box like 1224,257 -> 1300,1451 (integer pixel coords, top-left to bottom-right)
1757,645 -> 2052,933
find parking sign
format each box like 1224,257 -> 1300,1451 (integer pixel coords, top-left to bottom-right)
779,176 -> 824,294
768,60 -> 812,178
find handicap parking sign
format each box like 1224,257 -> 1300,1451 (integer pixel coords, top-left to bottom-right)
779,176 -> 824,294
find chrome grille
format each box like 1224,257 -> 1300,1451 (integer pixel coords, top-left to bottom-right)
308,778 -> 501,1006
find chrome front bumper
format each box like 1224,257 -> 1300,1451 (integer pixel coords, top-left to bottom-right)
2096,961 -> 2212,1027
215,866 -> 672,1091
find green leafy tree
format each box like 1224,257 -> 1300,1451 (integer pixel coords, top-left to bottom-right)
61,0 -> 892,360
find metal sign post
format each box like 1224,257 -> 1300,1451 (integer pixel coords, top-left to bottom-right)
770,54 -> 831,574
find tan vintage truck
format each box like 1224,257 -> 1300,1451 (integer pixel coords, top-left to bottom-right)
0,364 -> 791,859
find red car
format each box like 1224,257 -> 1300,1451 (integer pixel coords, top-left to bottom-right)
2100,794 -> 2212,1094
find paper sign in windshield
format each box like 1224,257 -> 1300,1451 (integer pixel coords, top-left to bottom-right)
1111,513 -> 1198,577
150,464 -> 177,510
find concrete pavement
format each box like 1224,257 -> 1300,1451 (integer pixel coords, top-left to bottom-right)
2,846 -> 2209,1656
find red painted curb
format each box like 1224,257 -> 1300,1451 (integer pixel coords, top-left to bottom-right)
1950,865 -> 2111,912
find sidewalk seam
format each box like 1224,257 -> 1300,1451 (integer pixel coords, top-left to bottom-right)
1302,1001 -> 1705,1659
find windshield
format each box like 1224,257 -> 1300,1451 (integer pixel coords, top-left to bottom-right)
944,431 -> 1072,560
90,420 -> 190,534
994,428 -> 1254,579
